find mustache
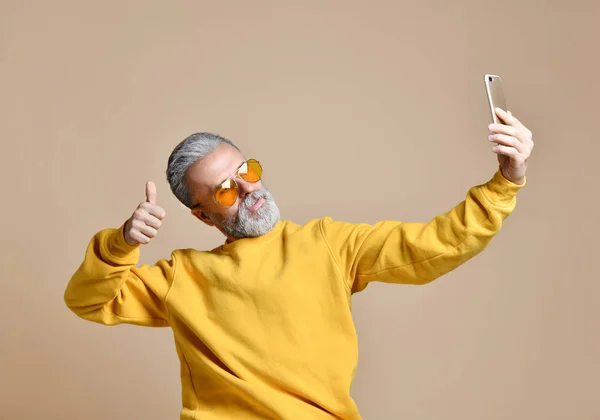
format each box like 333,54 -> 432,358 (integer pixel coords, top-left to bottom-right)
240,190 -> 271,209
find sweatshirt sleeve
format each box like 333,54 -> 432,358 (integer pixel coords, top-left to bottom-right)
64,224 -> 177,327
320,170 -> 525,293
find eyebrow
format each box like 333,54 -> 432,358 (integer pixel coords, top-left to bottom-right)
214,160 -> 246,189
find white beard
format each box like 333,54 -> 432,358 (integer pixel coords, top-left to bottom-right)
207,188 -> 280,239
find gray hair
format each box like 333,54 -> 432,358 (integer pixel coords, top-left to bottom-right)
166,132 -> 239,208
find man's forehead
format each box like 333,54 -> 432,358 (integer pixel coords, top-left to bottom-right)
187,145 -> 245,190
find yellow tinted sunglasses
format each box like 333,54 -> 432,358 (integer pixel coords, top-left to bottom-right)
192,159 -> 263,209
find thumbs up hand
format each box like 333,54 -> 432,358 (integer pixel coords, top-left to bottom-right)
124,182 -> 167,246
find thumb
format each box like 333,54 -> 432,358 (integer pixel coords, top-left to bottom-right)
146,181 -> 157,205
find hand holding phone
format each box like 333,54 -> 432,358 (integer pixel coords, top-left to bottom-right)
483,74 -> 534,185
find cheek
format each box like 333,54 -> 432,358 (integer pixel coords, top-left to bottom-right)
221,203 -> 241,219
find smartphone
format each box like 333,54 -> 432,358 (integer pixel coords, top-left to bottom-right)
484,74 -> 508,124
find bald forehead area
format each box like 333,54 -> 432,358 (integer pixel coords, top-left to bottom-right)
186,143 -> 246,203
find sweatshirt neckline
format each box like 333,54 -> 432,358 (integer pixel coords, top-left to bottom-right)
218,220 -> 285,252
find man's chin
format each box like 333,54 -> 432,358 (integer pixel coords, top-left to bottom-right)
220,218 -> 277,240
215,198 -> 280,239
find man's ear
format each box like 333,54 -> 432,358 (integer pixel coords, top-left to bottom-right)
191,208 -> 215,227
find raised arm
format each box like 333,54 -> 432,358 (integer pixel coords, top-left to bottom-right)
321,108 -> 533,293
64,181 -> 175,326
321,169 -> 524,293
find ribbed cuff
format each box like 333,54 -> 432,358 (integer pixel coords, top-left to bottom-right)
103,223 -> 140,262
481,169 -> 526,207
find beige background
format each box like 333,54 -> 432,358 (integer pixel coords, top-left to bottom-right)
1,1 -> 599,419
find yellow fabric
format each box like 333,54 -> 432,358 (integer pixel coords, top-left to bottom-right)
64,170 -> 524,420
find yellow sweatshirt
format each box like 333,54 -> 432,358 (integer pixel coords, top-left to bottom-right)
64,170 -> 524,420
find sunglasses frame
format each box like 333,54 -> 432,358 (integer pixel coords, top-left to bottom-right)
191,158 -> 262,209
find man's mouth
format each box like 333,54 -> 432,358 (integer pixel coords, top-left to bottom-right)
248,197 -> 265,212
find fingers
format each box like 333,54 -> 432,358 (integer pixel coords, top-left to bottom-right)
143,182 -> 165,218
133,207 -> 163,229
146,181 -> 157,205
130,217 -> 159,241
491,144 -> 525,164
140,201 -> 167,220
125,183 -> 166,246
128,228 -> 155,245
494,107 -> 523,128
488,122 -> 518,137
489,109 -> 533,148
133,205 -> 165,230
126,209 -> 164,245
488,109 -> 533,152
488,133 -> 526,153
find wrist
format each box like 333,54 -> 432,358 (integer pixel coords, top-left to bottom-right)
96,224 -> 140,265
122,221 -> 133,247
120,220 -> 140,249
500,168 -> 525,185
508,176 -> 525,185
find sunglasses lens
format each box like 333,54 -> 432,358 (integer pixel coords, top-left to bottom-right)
239,159 -> 262,183
215,178 -> 238,207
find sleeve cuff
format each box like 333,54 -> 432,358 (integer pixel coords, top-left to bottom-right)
480,169 -> 526,207
102,223 -> 140,262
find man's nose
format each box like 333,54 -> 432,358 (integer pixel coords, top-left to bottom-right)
236,178 -> 261,199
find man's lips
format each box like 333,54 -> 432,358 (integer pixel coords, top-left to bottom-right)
248,197 -> 265,212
